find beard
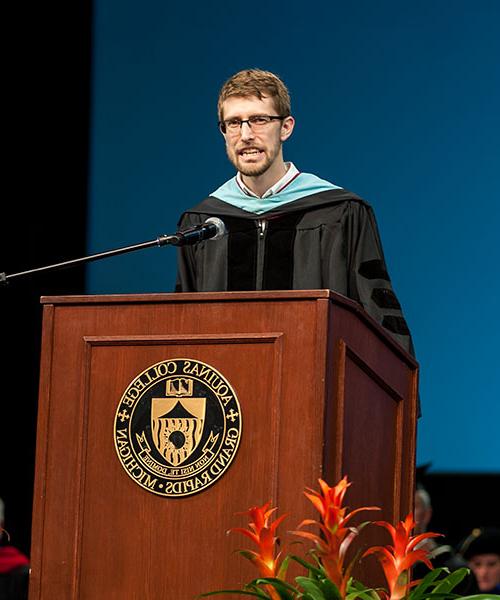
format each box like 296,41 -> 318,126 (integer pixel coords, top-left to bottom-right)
226,142 -> 281,178
235,159 -> 272,177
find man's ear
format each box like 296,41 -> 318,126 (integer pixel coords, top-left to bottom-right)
280,116 -> 295,142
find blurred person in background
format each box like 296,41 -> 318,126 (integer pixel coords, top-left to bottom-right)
459,527 -> 500,595
0,498 -> 29,600
413,486 -> 478,593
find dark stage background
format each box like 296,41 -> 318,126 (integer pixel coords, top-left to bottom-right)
1,0 -> 90,554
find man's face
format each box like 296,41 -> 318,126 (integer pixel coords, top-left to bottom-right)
220,95 -> 294,177
469,553 -> 500,592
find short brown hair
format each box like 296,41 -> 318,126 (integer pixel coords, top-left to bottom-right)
217,69 -> 291,121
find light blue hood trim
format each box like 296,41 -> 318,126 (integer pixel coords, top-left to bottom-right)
211,173 -> 342,215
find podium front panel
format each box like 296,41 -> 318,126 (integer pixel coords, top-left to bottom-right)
30,292 -> 417,599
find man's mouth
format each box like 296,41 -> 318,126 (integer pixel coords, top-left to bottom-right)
238,148 -> 264,157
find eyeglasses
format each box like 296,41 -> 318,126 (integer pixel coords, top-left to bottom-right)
219,115 -> 286,134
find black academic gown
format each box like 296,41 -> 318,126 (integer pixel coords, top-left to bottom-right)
176,188 -> 413,354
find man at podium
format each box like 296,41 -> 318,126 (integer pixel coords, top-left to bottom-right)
176,69 -> 413,354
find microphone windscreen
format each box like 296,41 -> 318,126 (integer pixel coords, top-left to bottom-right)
204,217 -> 226,240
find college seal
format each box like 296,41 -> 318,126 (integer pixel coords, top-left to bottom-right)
113,358 -> 242,497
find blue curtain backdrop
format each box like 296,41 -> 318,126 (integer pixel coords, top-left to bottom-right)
87,1 -> 500,473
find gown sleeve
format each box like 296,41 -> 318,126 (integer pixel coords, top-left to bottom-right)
344,201 -> 414,355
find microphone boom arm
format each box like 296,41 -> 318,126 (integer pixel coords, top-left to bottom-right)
0,217 -> 226,286
0,233 -> 179,286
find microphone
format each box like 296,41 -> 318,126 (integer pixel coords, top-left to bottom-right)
171,217 -> 226,246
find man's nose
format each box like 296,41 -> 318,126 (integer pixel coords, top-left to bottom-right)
239,120 -> 255,141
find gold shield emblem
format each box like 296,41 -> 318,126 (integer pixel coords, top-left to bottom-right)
151,378 -> 206,466
114,358 -> 242,498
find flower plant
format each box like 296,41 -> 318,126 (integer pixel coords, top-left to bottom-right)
201,477 -> 498,600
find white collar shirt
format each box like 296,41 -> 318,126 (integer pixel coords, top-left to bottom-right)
236,162 -> 300,198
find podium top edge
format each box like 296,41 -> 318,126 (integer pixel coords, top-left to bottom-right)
39,289 -> 417,366
40,289 -> 341,305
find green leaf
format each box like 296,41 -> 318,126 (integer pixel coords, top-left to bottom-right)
251,577 -> 298,599
460,594 -> 500,600
410,568 -> 452,599
408,594 -> 461,599
317,578 -> 343,600
295,577 -> 327,600
408,567 -> 456,600
238,550 -> 258,562
345,580 -> 381,600
355,521 -> 373,533
308,551 -> 324,568
432,567 -> 469,594
345,589 -> 380,600
289,555 -> 325,579
278,555 -> 291,580
199,590 -> 271,598
345,578 -> 380,600
295,576 -> 342,600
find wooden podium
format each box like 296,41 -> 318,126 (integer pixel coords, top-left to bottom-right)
30,291 -> 418,599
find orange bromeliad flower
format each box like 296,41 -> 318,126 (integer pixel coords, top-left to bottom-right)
293,477 -> 380,597
230,501 -> 288,599
363,513 -> 442,600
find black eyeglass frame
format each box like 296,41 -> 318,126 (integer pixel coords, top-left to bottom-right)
218,115 -> 287,134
